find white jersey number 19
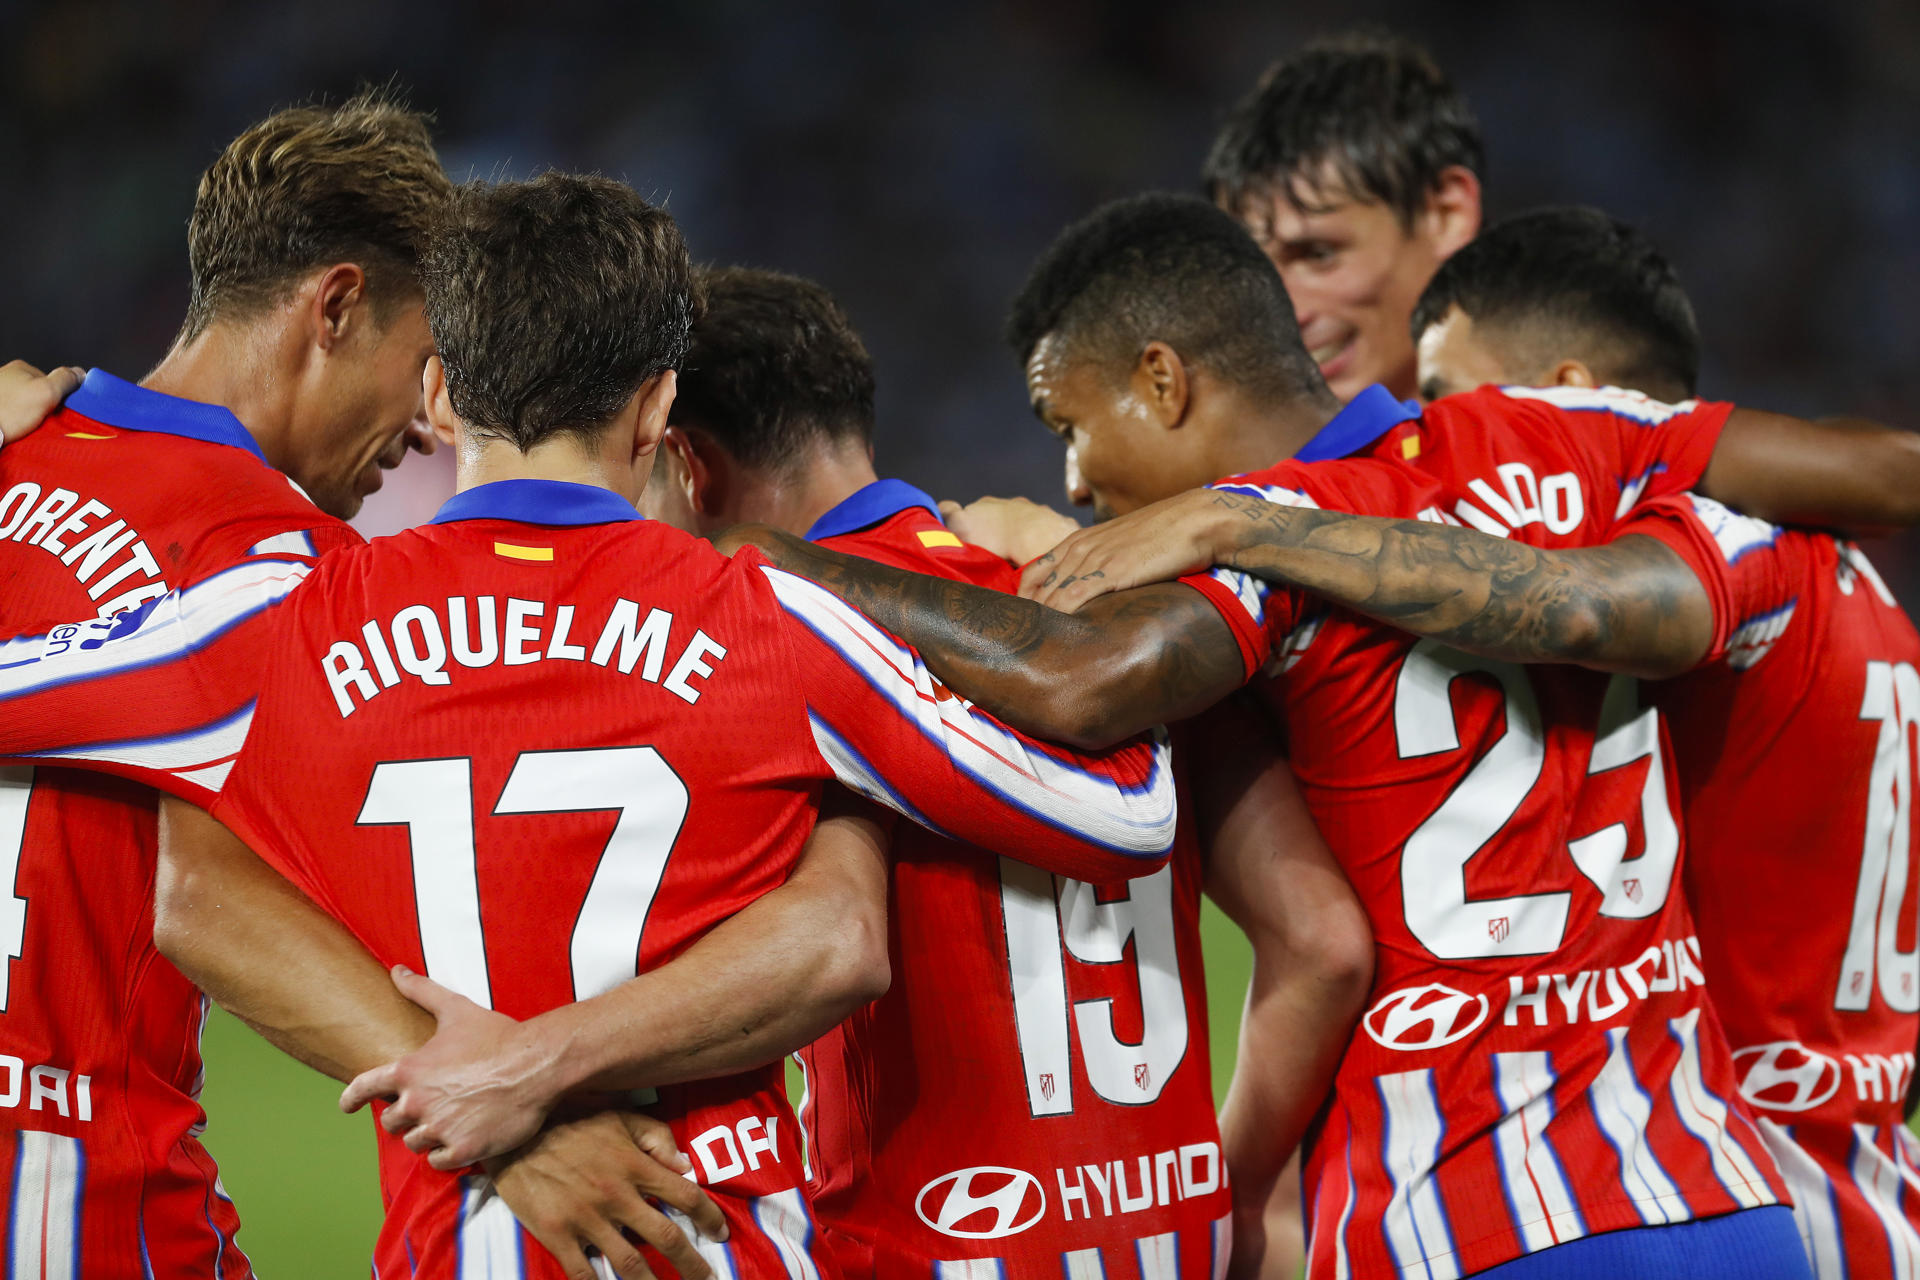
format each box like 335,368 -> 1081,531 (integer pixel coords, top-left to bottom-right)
999,857 -> 1188,1117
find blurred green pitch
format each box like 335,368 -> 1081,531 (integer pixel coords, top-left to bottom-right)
198,901 -> 1258,1272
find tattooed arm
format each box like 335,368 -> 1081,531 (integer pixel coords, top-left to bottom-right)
1020,488 -> 1715,681
715,525 -> 1248,749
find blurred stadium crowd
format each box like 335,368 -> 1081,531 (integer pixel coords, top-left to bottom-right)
5,0 -> 1918,563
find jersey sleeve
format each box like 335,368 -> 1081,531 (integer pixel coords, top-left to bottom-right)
1494,386 -> 1733,515
757,563 -> 1176,882
1614,492 -> 1802,671
0,558 -> 305,803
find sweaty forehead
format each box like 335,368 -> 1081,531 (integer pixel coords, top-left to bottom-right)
1025,332 -> 1073,409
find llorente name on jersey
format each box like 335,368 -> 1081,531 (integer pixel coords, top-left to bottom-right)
0,482 -> 167,617
324,595 -> 728,718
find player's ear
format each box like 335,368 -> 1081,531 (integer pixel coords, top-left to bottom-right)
630,370 -> 677,463
1418,166 -> 1481,257
421,356 -> 459,450
668,428 -> 716,516
1135,342 -> 1190,430
1548,359 -> 1600,389
309,263 -> 371,352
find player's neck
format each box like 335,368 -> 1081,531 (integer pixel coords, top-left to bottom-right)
142,325 -> 297,464
733,442 -> 881,538
1199,385 -> 1342,477
457,432 -> 643,508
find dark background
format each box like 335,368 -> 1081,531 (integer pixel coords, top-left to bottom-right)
5,0 -> 1917,579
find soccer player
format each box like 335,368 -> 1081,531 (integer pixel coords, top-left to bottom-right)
1400,207 -> 1920,1280
0,174 -> 1180,1278
0,98 -> 737,1280
0,93 -> 458,1280
698,193 -> 1920,1278
626,266 -> 1368,1279
1201,31 -> 1483,406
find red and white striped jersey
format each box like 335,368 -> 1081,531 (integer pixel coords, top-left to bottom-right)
1178,385 -> 1785,1278
1627,493 -> 1920,1278
797,481 -> 1231,1280
0,370 -> 356,1280
0,477 -> 1179,1279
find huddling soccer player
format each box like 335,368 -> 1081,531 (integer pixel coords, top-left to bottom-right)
0,92 -> 738,1278
1201,32 -> 1483,409
704,191 -> 1920,1279
0,174 -> 1187,1278
1402,207 -> 1920,1280
618,265 -> 1370,1279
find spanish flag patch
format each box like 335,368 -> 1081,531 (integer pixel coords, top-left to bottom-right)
1401,435 -> 1421,460
917,529 -> 964,549
493,542 -> 554,562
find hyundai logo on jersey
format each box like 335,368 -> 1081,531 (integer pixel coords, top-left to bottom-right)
914,1166 -> 1047,1239
1732,1041 -> 1844,1113
1363,982 -> 1492,1051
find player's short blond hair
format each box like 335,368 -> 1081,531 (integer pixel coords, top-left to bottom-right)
179,88 -> 451,341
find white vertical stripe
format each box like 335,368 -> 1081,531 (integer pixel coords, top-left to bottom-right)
1135,1232 -> 1178,1280
1330,1135 -> 1358,1280
1852,1124 -> 1920,1280
456,1176 -> 524,1280
1756,1120 -> 1846,1280
8,1131 -> 83,1280
1587,1027 -> 1683,1223
663,1206 -> 737,1280
1491,1051 -> 1584,1250
935,1261 -> 1003,1280
1377,1069 -> 1460,1280
1666,1011 -> 1775,1209
1209,1215 -> 1231,1280
1061,1247 -> 1104,1280
791,1052 -> 815,1183
753,1189 -> 823,1280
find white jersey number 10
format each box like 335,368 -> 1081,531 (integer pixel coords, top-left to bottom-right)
1837,660 -> 1920,1013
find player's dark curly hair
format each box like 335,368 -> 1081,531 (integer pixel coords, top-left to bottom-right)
1005,192 -> 1329,404
1203,30 -> 1483,230
424,172 -> 699,451
1411,206 -> 1701,401
671,267 -> 875,474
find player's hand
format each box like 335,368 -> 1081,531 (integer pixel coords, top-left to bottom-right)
1019,488 -> 1237,611
340,965 -> 561,1169
489,1109 -> 729,1280
938,496 -> 1080,566
0,360 -> 84,446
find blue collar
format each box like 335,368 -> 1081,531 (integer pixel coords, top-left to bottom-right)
1293,384 -> 1422,463
429,479 -> 645,527
65,368 -> 268,463
805,478 -> 942,541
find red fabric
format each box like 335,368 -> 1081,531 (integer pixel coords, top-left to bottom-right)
802,503 -> 1230,1279
1628,493 -> 1920,1276
1183,397 -> 1785,1278
0,401 -> 353,1279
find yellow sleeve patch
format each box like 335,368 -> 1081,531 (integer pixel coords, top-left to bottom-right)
1401,435 -> 1421,460
916,529 -> 964,549
493,542 -> 554,561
